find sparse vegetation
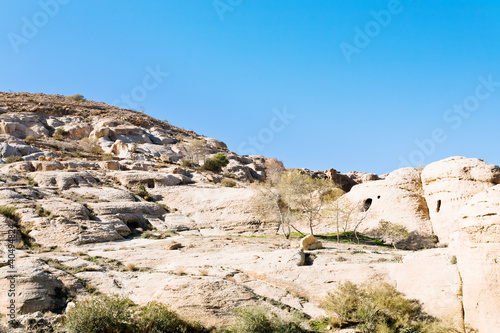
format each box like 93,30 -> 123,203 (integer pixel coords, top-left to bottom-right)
53,127 -> 69,140
229,306 -> 307,333
0,205 -> 18,220
203,153 -> 229,172
180,159 -> 193,167
221,178 -> 237,187
186,139 -> 207,165
378,220 -> 410,249
70,94 -> 85,102
80,137 -> 104,155
64,295 -> 134,333
134,184 -> 153,201
25,135 -> 36,143
37,207 -> 51,218
252,169 -> 339,238
323,281 -> 459,333
4,155 -> 23,164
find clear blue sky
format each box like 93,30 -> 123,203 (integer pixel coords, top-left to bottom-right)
1,0 -> 499,174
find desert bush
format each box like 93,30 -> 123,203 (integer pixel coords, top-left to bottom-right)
135,301 -> 205,333
203,153 -> 229,172
180,159 -> 193,167
64,295 -> 135,333
0,205 -> 17,220
323,281 -> 459,333
4,155 -> 23,164
53,127 -> 69,140
70,94 -> 85,102
135,185 -> 152,201
25,135 -> 36,143
221,178 -> 236,187
80,138 -> 104,155
37,207 -> 51,217
229,306 -> 306,333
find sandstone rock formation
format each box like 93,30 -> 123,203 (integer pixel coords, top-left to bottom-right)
342,167 -> 433,241
0,93 -> 498,332
421,156 -> 500,244
452,184 -> 500,332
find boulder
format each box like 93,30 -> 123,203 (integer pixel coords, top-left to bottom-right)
108,140 -> 130,158
165,240 -> 182,250
63,123 -> 91,140
300,234 -> 322,251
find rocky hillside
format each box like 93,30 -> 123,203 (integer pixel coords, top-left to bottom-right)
0,92 -> 498,332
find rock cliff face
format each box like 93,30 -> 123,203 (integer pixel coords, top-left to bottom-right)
453,184 -> 500,332
0,92 -> 498,332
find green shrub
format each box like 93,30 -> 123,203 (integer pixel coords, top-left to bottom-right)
203,153 -> 229,172
323,281 -> 459,333
4,155 -> 23,164
221,178 -> 236,187
135,185 -> 152,201
135,301 -> 205,333
0,205 -> 17,221
229,306 -> 306,333
64,296 -> 207,333
64,295 -> 135,333
70,94 -> 85,102
37,207 -> 51,217
53,127 -> 69,140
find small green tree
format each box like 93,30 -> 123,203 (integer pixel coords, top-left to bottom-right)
203,153 -> 229,172
378,220 -> 410,249
279,170 -> 338,235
